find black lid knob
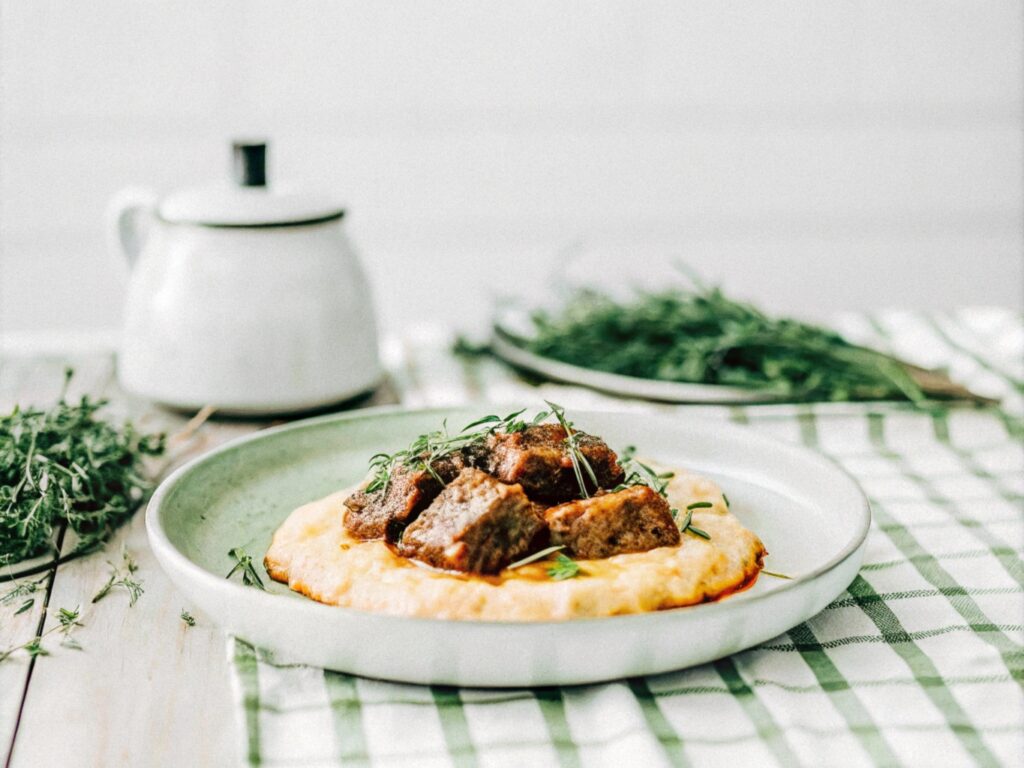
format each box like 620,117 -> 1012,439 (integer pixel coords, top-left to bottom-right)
232,141 -> 267,187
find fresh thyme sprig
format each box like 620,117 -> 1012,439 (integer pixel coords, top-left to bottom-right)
365,409 -> 551,494
226,547 -> 266,591
546,553 -> 582,580
92,548 -> 144,607
180,609 -> 196,627
614,446 -> 675,498
1,574 -> 46,607
507,545 -> 565,570
545,401 -> 598,499
0,605 -> 84,664
0,368 -> 165,567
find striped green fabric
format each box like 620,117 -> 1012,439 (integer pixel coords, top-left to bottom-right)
228,308 -> 1023,767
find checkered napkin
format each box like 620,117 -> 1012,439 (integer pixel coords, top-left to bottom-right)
229,309 -> 1023,767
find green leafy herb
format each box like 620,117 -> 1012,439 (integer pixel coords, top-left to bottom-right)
546,401 -> 597,499
452,335 -> 491,357
57,605 -> 84,649
365,409 -> 551,495
722,493 -> 730,509
0,369 -> 165,567
226,547 -> 266,591
0,604 -> 83,664
92,549 -> 144,607
524,282 -> 931,404
180,609 -> 196,627
14,598 -> 34,615
506,545 -> 565,570
547,553 -> 582,580
1,575 -> 46,606
614,446 -> 675,498
679,509 -> 711,540
686,501 -> 713,510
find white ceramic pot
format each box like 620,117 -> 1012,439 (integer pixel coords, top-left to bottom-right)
110,142 -> 381,415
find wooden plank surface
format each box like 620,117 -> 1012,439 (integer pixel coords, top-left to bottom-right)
0,349 -> 399,767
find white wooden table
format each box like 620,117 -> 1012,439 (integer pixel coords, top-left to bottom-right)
0,346 -> 398,768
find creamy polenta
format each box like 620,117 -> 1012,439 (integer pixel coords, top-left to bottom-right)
265,465 -> 766,621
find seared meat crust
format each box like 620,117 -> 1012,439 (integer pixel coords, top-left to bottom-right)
343,451 -> 470,541
398,468 -> 544,574
485,424 -> 625,503
545,485 -> 680,558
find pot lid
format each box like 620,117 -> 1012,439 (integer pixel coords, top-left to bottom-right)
158,141 -> 345,227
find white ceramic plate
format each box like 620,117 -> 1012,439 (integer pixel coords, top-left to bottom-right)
147,406 -> 870,687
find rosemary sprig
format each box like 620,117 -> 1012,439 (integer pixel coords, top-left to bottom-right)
546,553 -> 582,580
226,547 -> 266,591
545,401 -> 598,499
506,545 -> 565,570
364,409 -> 550,494
0,368 -> 165,567
679,508 -> 711,540
91,549 -> 144,607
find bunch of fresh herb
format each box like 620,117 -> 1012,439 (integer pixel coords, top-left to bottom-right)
0,370 -> 165,567
523,283 -> 932,403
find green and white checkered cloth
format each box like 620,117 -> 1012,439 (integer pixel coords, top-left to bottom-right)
229,308 -> 1023,767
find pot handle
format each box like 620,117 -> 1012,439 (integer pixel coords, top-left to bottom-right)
106,187 -> 159,278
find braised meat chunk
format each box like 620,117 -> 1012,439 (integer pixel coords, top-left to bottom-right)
399,468 -> 544,574
344,451 -> 469,541
545,485 -> 680,559
485,424 -> 625,503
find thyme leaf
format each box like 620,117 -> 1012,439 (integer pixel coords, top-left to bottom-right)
180,609 -> 196,627
91,549 -> 144,607
226,547 -> 266,591
547,553 -> 582,581
506,545 -> 565,570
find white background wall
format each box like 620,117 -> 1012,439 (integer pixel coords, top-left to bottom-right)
1,1 -> 1022,338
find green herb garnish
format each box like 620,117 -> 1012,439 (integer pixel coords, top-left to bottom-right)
506,545 -> 565,570
180,609 -> 196,627
547,553 -> 582,580
615,446 -> 674,498
0,604 -> 83,664
0,369 -> 165,567
226,547 -> 266,591
365,409 -> 551,495
761,570 -> 793,580
1,575 -> 46,606
679,509 -> 711,540
546,401 -> 598,499
686,501 -> 713,510
92,549 -> 144,607
523,281 -> 929,404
